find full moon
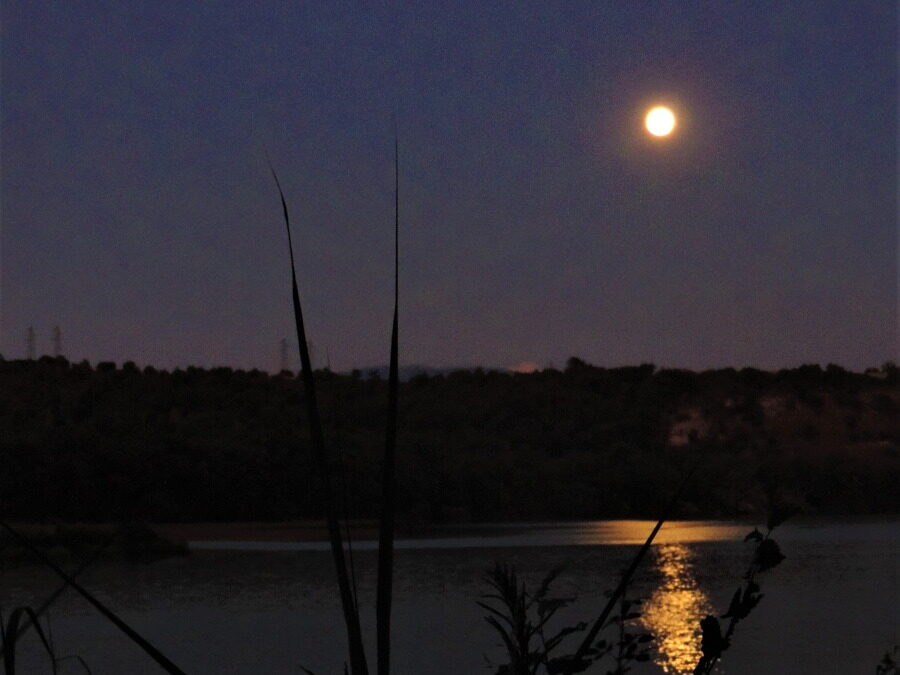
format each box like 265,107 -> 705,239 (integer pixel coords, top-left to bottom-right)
645,106 -> 676,137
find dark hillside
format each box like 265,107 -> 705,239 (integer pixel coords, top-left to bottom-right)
1,356 -> 897,522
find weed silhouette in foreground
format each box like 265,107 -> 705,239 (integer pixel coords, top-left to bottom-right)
0,522 -> 184,674
876,646 -> 899,675
692,511 -> 791,675
0,605 -> 93,674
479,564 -> 652,675
606,589 -> 653,675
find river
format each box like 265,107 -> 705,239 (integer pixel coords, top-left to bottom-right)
3,518 -> 897,673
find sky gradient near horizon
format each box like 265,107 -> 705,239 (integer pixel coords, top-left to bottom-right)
2,1 -> 897,372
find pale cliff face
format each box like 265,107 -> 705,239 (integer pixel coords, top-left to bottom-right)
668,407 -> 710,447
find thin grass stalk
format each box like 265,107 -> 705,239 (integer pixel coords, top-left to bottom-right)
0,522 -> 185,675
3,607 -> 57,675
376,137 -> 400,675
568,451 -> 705,668
0,530 -> 117,659
54,654 -> 93,674
338,453 -> 360,615
269,164 -> 368,675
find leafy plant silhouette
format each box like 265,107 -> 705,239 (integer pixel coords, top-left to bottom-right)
876,646 -> 899,675
479,564 -> 652,675
692,510 -> 791,674
605,588 -> 653,675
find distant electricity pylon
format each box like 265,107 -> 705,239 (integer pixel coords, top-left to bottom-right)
26,326 -> 35,360
279,337 -> 289,373
52,326 -> 62,357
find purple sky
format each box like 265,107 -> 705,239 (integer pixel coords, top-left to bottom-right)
2,1 -> 896,372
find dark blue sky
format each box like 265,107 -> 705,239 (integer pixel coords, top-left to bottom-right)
2,1 -> 896,372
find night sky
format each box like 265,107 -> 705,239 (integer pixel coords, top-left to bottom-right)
2,1 -> 896,372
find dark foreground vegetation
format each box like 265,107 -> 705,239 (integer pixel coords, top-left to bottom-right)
2,356 -> 897,523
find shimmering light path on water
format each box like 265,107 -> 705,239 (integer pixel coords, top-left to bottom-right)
642,544 -> 713,674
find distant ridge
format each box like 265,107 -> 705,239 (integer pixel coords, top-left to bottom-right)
351,364 -> 499,381
1,357 -> 897,521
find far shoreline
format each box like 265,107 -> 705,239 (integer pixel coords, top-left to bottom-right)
154,515 -> 899,545
3,517 -> 896,558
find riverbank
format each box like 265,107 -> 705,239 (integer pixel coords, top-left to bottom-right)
0,522 -> 187,563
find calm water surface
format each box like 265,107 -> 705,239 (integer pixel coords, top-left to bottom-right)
4,519 -> 897,674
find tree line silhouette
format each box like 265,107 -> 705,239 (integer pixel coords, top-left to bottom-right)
1,356 -> 897,523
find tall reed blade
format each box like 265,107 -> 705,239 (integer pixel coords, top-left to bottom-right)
0,522 -> 185,675
268,164 -> 369,675
376,137 -> 400,675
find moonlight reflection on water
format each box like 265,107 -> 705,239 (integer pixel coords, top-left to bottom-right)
642,544 -> 712,674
